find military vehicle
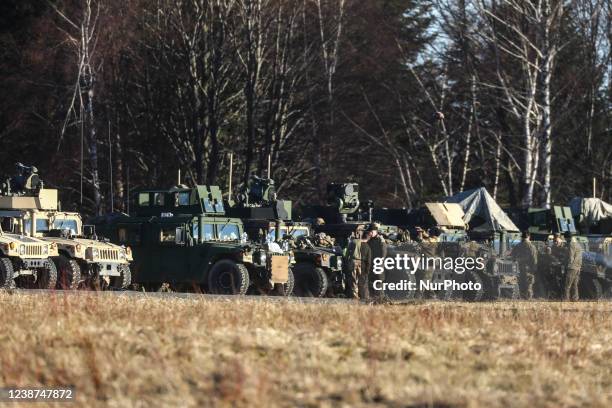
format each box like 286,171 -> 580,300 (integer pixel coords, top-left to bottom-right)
299,183 -> 424,300
0,163 -> 59,289
93,185 -> 293,295
507,205 -> 612,299
0,164 -> 132,290
226,176 -> 343,297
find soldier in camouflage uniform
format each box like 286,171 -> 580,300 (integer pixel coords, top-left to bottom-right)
346,230 -> 372,300
415,227 -> 439,299
366,223 -> 388,299
563,231 -> 583,301
511,231 -> 538,299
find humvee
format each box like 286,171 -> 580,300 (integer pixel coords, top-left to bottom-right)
93,185 -> 293,295
226,176 -> 342,297
0,164 -> 132,290
0,164 -> 58,289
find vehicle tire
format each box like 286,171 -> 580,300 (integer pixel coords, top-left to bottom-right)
208,259 -> 250,295
463,271 -> 484,302
580,277 -> 603,300
36,260 -> 58,289
0,257 -> 15,289
293,263 -> 328,298
53,255 -> 81,290
110,264 -> 132,289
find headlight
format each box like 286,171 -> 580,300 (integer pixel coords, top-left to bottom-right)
126,246 -> 132,256
19,245 -> 26,255
43,245 -> 49,255
119,249 -> 127,260
75,244 -> 82,253
9,242 -> 16,251
259,251 -> 267,265
336,257 -> 342,269
92,248 -> 99,258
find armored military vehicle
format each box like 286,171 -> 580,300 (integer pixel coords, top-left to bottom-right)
371,193 -> 519,301
299,183 -> 422,299
93,185 -> 293,295
0,164 -> 132,290
0,164 -> 59,289
226,176 -> 342,297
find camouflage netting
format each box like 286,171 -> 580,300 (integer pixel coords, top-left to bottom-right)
569,197 -> 612,225
445,187 -> 519,232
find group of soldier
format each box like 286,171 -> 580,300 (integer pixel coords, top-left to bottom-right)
510,230 -> 583,301
344,223 -> 443,301
340,221 -> 585,302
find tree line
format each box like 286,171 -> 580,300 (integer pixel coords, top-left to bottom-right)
0,0 -> 610,215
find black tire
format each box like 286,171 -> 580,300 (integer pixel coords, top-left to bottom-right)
53,255 -> 81,290
293,263 -> 328,298
463,271 -> 485,302
0,257 -> 15,289
208,259 -> 250,295
35,260 -> 58,289
110,264 -> 132,289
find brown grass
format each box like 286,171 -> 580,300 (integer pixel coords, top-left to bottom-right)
0,292 -> 611,407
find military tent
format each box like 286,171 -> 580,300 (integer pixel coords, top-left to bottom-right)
569,197 -> 612,233
445,187 -> 519,232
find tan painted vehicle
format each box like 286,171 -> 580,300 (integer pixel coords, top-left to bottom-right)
0,214 -> 58,289
0,164 -> 132,290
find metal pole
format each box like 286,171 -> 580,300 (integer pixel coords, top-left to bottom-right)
593,177 -> 596,198
80,104 -> 84,205
178,169 -> 181,186
126,166 -> 130,214
228,153 -> 233,199
267,154 -> 271,178
108,120 -> 114,212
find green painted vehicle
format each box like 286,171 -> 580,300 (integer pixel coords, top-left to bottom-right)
93,185 -> 293,295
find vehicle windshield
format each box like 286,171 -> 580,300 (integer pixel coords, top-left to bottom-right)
192,223 -> 214,241
219,223 -> 240,241
53,219 -> 79,236
290,228 -> 309,238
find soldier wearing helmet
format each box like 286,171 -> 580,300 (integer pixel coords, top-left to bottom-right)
366,223 -> 387,299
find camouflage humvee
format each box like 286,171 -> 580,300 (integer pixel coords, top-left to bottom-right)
93,185 -> 293,295
0,164 -> 58,289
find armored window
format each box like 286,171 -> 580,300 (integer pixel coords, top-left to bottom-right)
291,228 -> 308,238
53,219 -> 79,236
1,217 -> 15,233
192,223 -> 214,241
178,192 -> 190,206
218,224 -> 240,241
153,193 -> 165,206
118,228 -> 128,243
35,219 -> 49,233
159,227 -> 176,243
138,193 -> 150,206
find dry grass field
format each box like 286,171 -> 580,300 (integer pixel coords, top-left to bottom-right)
0,292 -> 611,407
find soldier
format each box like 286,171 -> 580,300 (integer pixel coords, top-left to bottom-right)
415,226 -> 438,299
563,231 -> 583,301
397,228 -> 411,243
511,231 -> 538,299
366,223 -> 387,299
314,232 -> 335,248
345,230 -> 371,300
